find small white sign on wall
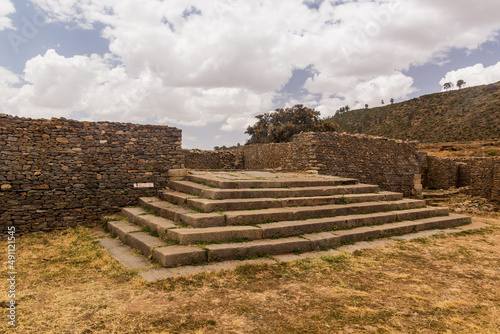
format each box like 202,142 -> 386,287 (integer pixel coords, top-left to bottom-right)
133,183 -> 155,188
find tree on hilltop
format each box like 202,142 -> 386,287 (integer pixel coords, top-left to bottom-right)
457,79 -> 466,89
245,104 -> 338,144
443,82 -> 454,91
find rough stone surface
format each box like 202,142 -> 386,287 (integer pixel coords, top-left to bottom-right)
0,114 -> 183,234
168,226 -> 263,245
98,238 -> 151,270
107,220 -> 141,243
152,246 -> 207,267
126,232 -> 166,258
206,238 -> 313,261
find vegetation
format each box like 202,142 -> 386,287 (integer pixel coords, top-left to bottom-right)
3,214 -> 499,333
245,104 -> 338,144
330,81 -> 500,143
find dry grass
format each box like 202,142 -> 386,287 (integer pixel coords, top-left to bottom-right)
2,215 -> 499,334
418,140 -> 500,158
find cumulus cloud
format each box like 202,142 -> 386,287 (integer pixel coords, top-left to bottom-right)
0,0 -> 15,30
3,0 -> 500,134
439,61 -> 500,90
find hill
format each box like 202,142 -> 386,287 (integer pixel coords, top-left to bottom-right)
329,81 -> 500,142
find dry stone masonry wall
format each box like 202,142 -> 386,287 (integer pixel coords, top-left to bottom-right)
302,132 -> 426,196
0,114 -> 183,234
425,155 -> 499,200
184,132 -> 426,197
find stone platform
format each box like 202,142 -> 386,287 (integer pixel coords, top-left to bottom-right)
100,170 -> 473,279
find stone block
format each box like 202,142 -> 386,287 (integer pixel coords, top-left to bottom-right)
152,246 -> 207,267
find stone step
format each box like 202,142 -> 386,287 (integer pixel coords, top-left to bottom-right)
220,199 -> 426,226
140,197 -> 426,228
121,207 -> 177,238
166,207 -> 448,244
258,206 -> 449,239
204,214 -> 471,262
106,218 -> 207,267
178,191 -> 403,213
168,226 -> 263,245
105,213 -> 470,268
186,173 -> 358,189
304,214 -> 471,248
106,220 -> 166,258
159,190 -> 196,206
168,180 -> 379,200
138,197 -> 226,227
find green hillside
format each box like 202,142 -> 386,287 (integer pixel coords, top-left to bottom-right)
329,81 -> 500,142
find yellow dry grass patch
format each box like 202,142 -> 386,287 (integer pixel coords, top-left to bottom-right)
1,215 -> 499,333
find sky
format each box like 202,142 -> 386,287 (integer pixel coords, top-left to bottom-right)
0,0 -> 499,150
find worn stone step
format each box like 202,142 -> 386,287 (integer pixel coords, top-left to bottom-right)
159,190 -> 198,206
138,197 -> 226,228
184,191 -> 403,213
304,214 -> 472,248
152,245 -> 207,267
259,206 -> 449,239
127,232 -> 166,258
138,197 -> 191,222
168,226 -> 263,245
121,207 -> 177,238
169,180 -> 379,200
106,219 -> 167,258
165,206 -> 449,244
107,220 -> 142,243
206,237 -> 313,261
221,199 -> 426,226
187,173 -> 358,189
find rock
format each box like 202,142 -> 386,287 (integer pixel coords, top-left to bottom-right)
1,184 -> 12,191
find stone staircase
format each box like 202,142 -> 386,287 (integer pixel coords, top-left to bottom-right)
105,170 -> 471,268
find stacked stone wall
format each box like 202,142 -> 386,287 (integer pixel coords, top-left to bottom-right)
306,132 -> 424,196
184,149 -> 243,170
493,159 -> 500,201
242,143 -> 296,171
189,132 -> 424,197
425,155 -> 499,200
0,114 -> 183,234
425,156 -> 459,189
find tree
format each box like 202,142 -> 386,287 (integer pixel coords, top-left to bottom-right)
443,82 -> 454,91
345,105 -> 350,112
457,79 -> 466,89
390,98 -> 394,104
381,100 -> 384,105
365,104 -> 369,109
245,104 -> 339,144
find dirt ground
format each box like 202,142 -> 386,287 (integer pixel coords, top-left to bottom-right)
1,195 -> 499,334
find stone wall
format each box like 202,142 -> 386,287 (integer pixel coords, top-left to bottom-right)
493,159 -> 500,201
243,143 -> 295,170
184,149 -> 243,170
425,156 -> 459,189
304,132 -> 425,196
0,114 -> 183,234
186,132 -> 425,197
425,155 -> 499,200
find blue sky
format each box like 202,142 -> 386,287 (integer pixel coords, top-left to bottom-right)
1,0 -> 499,149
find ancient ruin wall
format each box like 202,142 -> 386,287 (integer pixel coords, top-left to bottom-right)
189,133 -> 423,197
0,114 -> 183,234
184,149 -> 244,170
303,132 -> 425,196
425,155 -> 499,200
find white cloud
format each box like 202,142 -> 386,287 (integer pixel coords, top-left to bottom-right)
439,61 -> 500,90
0,0 -> 15,30
2,0 -> 500,137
